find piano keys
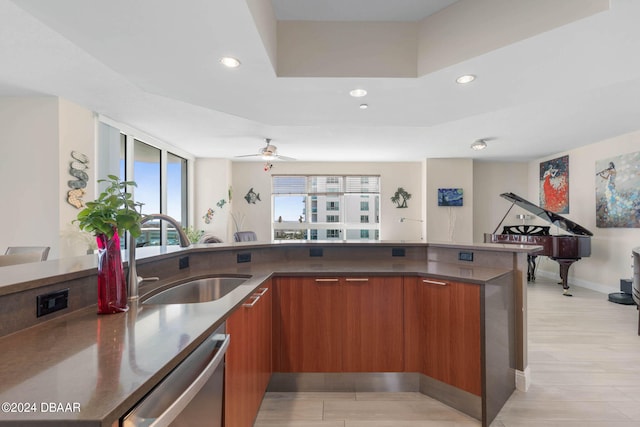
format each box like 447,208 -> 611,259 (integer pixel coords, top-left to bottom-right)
485,192 -> 593,296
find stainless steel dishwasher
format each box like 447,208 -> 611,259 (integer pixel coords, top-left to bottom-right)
122,323 -> 230,427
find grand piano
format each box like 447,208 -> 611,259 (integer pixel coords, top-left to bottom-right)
485,192 -> 593,296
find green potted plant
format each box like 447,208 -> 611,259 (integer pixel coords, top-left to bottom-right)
75,175 -> 143,314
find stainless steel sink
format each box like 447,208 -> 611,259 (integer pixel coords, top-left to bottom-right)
142,277 -> 248,305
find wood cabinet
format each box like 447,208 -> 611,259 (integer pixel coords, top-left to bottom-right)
343,276 -> 404,372
273,276 -> 404,373
406,276 -> 481,396
273,276 -> 344,372
224,281 -> 272,427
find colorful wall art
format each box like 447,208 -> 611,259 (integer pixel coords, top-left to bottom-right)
539,155 -> 569,214
595,151 -> 640,228
437,188 -> 463,206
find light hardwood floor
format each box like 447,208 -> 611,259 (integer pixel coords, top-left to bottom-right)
254,278 -> 640,426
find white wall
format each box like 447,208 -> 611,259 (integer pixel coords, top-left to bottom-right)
528,130 -> 640,292
0,97 -> 60,257
193,158 -> 232,242
231,161 -> 423,241
0,97 -> 96,259
59,99 -> 96,257
472,161 -> 529,243
425,158 -> 474,243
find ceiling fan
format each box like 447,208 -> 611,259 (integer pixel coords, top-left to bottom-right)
235,138 -> 296,161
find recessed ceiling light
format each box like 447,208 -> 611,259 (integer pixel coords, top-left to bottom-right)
350,89 -> 367,98
359,104 -> 368,110
456,74 -> 476,84
471,139 -> 487,150
220,56 -> 241,68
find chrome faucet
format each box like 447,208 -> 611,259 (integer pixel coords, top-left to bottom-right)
128,213 -> 191,301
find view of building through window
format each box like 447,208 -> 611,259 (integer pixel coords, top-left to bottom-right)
272,175 -> 380,241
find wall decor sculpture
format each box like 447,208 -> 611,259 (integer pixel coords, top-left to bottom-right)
596,150 -> 640,228
202,208 -> 215,224
244,188 -> 261,204
437,188 -> 463,206
67,151 -> 89,209
391,187 -> 412,208
539,155 -> 569,214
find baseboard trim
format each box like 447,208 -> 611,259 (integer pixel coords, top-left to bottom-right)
515,367 -> 530,392
267,372 -> 482,422
536,270 -> 613,294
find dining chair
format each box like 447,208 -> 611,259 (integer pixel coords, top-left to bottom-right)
5,246 -> 50,261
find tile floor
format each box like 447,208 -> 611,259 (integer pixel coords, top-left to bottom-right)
254,278 -> 640,426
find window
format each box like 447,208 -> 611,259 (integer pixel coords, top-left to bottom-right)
133,140 -> 161,247
166,153 -> 188,245
272,175 -> 380,241
119,133 -> 190,247
326,201 -> 339,211
326,229 -> 340,238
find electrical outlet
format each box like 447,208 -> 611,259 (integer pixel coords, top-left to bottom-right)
237,252 -> 251,263
179,256 -> 189,269
458,251 -> 474,262
309,248 -> 323,257
392,248 -> 406,257
37,289 -> 69,317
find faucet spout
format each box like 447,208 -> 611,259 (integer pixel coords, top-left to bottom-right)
128,214 -> 191,301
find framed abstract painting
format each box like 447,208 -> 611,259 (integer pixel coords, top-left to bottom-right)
596,151 -> 640,228
539,155 -> 569,214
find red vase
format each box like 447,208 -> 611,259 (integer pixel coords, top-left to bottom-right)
96,230 -> 128,314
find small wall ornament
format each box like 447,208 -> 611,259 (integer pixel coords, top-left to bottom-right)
202,208 -> 215,224
244,188 -> 261,204
391,187 -> 412,208
66,151 -> 89,209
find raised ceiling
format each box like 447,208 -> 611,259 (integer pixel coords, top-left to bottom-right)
1,0 -> 639,162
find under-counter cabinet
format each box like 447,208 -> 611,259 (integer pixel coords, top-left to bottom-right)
342,276 -> 404,372
405,277 -> 481,395
273,276 -> 404,372
224,281 -> 272,427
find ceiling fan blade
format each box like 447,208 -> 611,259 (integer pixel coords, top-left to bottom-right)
275,154 -> 296,161
234,153 -> 261,158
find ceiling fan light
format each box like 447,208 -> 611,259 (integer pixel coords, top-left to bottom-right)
471,139 -> 488,150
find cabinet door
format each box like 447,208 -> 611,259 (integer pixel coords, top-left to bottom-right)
420,277 -> 481,396
403,277 -> 422,372
225,297 -> 251,427
225,283 -> 273,427
421,277 -> 453,384
342,276 -> 404,372
449,280 -> 481,396
274,277 -> 344,372
255,282 -> 272,396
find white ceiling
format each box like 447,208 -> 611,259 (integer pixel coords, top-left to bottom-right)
1,0 -> 640,162
272,0 -> 458,21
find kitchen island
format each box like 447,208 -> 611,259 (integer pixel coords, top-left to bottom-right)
0,241 -> 537,427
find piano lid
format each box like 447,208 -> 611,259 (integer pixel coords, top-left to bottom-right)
500,192 -> 593,236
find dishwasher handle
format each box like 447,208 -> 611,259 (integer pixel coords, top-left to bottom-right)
124,332 -> 230,427
152,334 -> 230,427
